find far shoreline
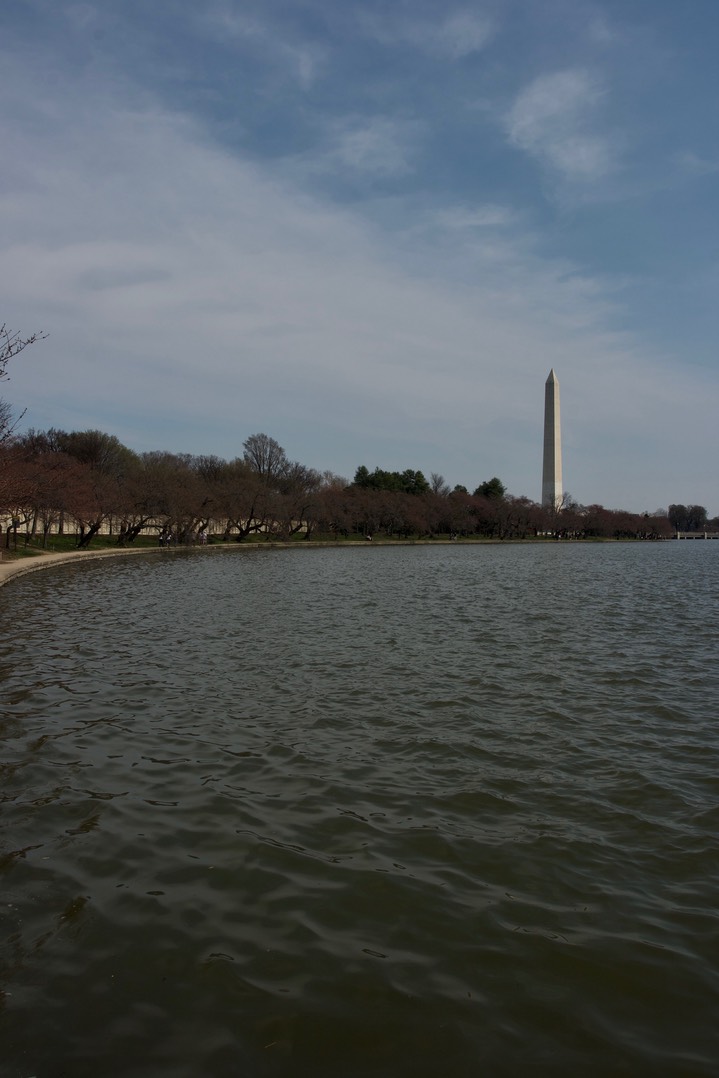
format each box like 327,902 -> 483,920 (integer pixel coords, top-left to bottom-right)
0,536 -> 600,589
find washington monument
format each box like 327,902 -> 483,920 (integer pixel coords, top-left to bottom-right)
542,368 -> 563,508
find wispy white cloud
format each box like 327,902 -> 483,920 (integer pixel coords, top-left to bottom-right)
196,4 -> 325,89
63,4 -> 104,32
435,204 -> 516,230
416,10 -> 494,59
301,115 -> 423,179
361,8 -> 494,60
505,69 -> 615,184
676,150 -> 719,177
587,13 -> 615,45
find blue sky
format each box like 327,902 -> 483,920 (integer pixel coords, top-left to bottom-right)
1,0 -> 717,510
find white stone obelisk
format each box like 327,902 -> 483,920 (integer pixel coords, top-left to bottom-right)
542,368 -> 563,508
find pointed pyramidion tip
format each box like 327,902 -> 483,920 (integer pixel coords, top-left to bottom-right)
546,368 -> 558,383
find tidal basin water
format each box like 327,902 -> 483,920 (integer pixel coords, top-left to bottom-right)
2,541 -> 718,1077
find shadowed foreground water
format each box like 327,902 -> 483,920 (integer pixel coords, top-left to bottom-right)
1,542 -> 718,1077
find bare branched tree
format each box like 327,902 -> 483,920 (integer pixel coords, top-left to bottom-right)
242,433 -> 289,484
0,323 -> 47,445
1,324 -> 47,380
430,472 -> 451,497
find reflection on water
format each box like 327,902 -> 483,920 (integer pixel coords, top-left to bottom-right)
2,542 -> 719,1076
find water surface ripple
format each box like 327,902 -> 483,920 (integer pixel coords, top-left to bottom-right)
2,542 -> 718,1076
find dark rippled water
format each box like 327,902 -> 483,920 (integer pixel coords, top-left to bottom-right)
2,542 -> 719,1077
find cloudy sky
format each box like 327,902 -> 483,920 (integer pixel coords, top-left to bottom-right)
1,0 -> 717,510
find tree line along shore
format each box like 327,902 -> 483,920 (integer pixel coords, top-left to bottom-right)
2,428 -> 706,556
